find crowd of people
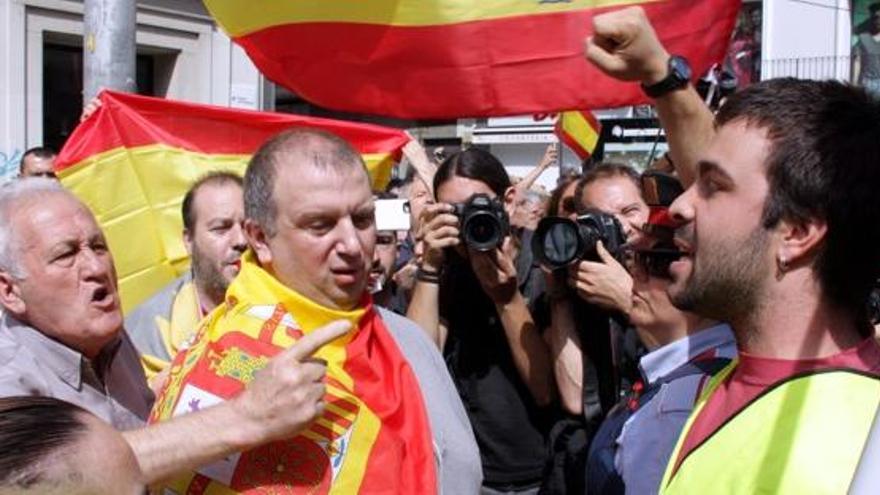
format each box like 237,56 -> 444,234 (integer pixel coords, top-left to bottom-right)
2,6 -> 880,494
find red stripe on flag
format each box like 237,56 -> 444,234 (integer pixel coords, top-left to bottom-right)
326,395 -> 360,416
322,408 -> 354,429
56,91 -> 409,171
231,0 -> 741,118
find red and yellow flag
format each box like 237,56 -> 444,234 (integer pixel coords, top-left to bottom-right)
55,91 -> 409,313
204,0 -> 741,118
150,251 -> 437,494
555,110 -> 602,160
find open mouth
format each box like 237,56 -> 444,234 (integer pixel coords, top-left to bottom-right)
90,286 -> 116,308
673,237 -> 693,256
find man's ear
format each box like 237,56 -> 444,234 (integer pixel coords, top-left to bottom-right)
244,219 -> 273,266
502,186 -> 518,217
182,228 -> 194,256
776,215 -> 828,270
0,271 -> 25,316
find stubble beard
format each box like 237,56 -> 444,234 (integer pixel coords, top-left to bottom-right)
192,246 -> 231,307
670,226 -> 771,330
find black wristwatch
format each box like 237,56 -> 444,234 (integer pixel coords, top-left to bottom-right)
641,55 -> 692,98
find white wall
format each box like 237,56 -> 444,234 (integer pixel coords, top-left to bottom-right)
0,0 -> 262,182
763,0 -> 852,80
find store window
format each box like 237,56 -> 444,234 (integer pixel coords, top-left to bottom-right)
42,40 -> 168,151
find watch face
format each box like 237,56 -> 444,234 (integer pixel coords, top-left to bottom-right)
670,56 -> 692,81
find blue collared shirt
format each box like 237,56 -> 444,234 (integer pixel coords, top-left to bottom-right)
615,323 -> 737,494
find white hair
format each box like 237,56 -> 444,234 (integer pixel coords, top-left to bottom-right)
0,178 -> 69,278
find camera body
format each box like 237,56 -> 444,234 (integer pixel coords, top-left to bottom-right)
452,193 -> 510,252
532,210 -> 626,270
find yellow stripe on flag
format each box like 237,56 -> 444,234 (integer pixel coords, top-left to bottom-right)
560,111 -> 600,156
205,0 -> 652,36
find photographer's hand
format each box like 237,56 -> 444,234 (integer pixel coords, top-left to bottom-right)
469,236 -> 518,305
473,237 -> 553,406
418,203 -> 459,272
406,203 -> 457,350
568,241 -> 634,315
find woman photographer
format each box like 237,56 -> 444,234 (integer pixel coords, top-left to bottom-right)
407,148 -> 555,495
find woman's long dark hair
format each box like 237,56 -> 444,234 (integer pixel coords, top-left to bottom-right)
433,148 -> 511,199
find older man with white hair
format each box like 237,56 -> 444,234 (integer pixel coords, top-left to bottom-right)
0,177 -> 349,488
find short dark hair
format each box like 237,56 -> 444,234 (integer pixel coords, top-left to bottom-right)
716,78 -> 880,315
19,147 -> 56,174
574,162 -> 640,214
432,148 -> 511,199
244,128 -> 366,237
181,171 -> 243,231
0,396 -> 88,488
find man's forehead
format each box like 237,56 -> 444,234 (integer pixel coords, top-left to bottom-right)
192,182 -> 243,213
582,175 -> 642,204
275,159 -> 370,191
17,195 -> 99,243
703,120 -> 773,180
23,155 -> 55,171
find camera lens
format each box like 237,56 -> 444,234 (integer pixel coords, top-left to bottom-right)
464,213 -> 501,251
542,222 -> 580,266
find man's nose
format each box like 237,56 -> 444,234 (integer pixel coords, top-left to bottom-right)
336,220 -> 363,257
669,185 -> 697,226
231,222 -> 247,251
81,249 -> 111,278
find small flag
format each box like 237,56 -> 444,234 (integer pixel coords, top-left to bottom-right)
555,110 -> 602,160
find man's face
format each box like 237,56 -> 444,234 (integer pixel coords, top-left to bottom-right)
253,164 -> 375,310
20,154 -> 57,179
580,175 -> 650,245
667,120 -> 776,322
370,231 -> 398,291
3,194 -> 121,358
184,182 -> 246,304
627,253 -> 688,338
408,177 -> 432,231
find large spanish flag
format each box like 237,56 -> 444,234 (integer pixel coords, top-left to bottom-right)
55,91 -> 409,313
151,251 -> 437,494
204,0 -> 741,118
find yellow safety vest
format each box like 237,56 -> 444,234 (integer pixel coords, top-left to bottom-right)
661,362 -> 880,494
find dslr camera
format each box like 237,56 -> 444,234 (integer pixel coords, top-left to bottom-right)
532,210 -> 626,270
452,193 -> 510,252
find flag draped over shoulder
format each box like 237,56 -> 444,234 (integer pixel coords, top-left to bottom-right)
555,110 -> 602,160
55,91 -> 409,312
204,0 -> 742,119
150,251 -> 437,494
